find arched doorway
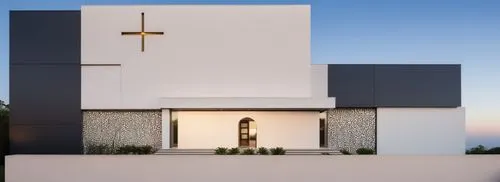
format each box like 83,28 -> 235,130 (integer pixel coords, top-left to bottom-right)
239,117 -> 257,148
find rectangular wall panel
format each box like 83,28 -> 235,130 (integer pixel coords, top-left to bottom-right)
10,11 -> 81,63
6,155 -> 500,182
10,65 -> 81,125
327,64 -> 461,107
81,66 -> 121,109
9,11 -> 82,154
9,125 -> 82,154
82,5 -> 312,109
327,64 -> 375,107
374,65 -> 461,107
377,108 -> 466,155
311,64 -> 328,98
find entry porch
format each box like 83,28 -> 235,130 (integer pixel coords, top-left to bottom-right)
162,110 -> 330,150
160,97 -> 336,150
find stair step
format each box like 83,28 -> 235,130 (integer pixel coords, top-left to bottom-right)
155,148 -> 343,155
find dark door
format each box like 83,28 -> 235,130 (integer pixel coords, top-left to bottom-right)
239,121 -> 249,147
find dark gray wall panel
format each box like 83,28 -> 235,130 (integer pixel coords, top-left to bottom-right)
9,11 -> 82,154
374,64 -> 461,107
9,125 -> 82,154
327,65 -> 375,107
10,11 -> 80,63
10,65 -> 81,125
327,64 -> 461,108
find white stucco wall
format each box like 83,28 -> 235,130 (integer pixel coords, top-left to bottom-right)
161,109 -> 170,149
311,64 -> 328,98
81,5 -> 312,109
81,66 -> 122,109
177,111 -> 319,149
7,155 -> 500,182
377,108 -> 466,155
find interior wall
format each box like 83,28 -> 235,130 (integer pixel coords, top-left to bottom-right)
177,111 -> 320,149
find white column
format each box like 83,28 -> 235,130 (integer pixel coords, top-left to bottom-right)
161,109 -> 171,149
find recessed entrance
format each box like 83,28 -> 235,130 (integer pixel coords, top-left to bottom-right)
239,117 -> 257,148
173,111 -> 320,149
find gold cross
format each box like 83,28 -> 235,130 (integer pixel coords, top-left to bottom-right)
121,12 -> 164,52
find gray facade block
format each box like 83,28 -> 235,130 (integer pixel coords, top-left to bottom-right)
10,65 -> 81,125
10,11 -> 81,63
9,125 -> 82,154
9,11 -> 82,154
327,64 -> 461,107
374,64 -> 461,107
327,64 -> 375,107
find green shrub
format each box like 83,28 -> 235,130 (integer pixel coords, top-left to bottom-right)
227,147 -> 240,155
0,100 -> 9,166
86,144 -> 114,154
321,152 -> 330,155
215,147 -> 228,155
139,145 -> 155,154
356,148 -> 375,155
466,145 -> 500,155
116,145 -> 155,155
241,148 -> 255,155
466,145 -> 487,154
257,147 -> 269,155
340,149 -> 351,155
1,165 -> 4,182
486,147 -> 500,154
270,147 -> 286,155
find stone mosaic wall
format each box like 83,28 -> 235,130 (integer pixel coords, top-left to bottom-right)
83,111 -> 162,153
327,108 -> 376,154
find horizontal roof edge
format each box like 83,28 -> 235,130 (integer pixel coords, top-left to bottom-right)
9,10 -> 80,12
327,63 -> 461,66
81,4 -> 311,7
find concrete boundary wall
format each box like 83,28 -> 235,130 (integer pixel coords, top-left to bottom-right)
6,155 -> 500,182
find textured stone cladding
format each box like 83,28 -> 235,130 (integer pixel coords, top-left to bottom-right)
327,108 -> 376,153
83,111 -> 162,152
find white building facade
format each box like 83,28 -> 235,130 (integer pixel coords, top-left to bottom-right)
8,5 -> 465,155
81,5 -> 335,150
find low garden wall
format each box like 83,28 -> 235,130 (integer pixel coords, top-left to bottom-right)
6,155 -> 500,182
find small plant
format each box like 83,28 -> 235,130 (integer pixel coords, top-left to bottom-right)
257,147 -> 269,155
270,147 -> 286,155
321,152 -> 330,155
241,148 -> 255,155
139,145 -> 155,154
340,149 -> 351,155
215,147 -> 228,155
116,145 -> 156,155
227,147 -> 240,155
86,144 -> 114,154
356,148 -> 375,155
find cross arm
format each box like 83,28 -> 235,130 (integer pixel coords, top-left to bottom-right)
122,32 -> 141,35
145,32 -> 164,35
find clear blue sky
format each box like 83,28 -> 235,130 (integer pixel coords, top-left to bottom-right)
1,0 -> 500,146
